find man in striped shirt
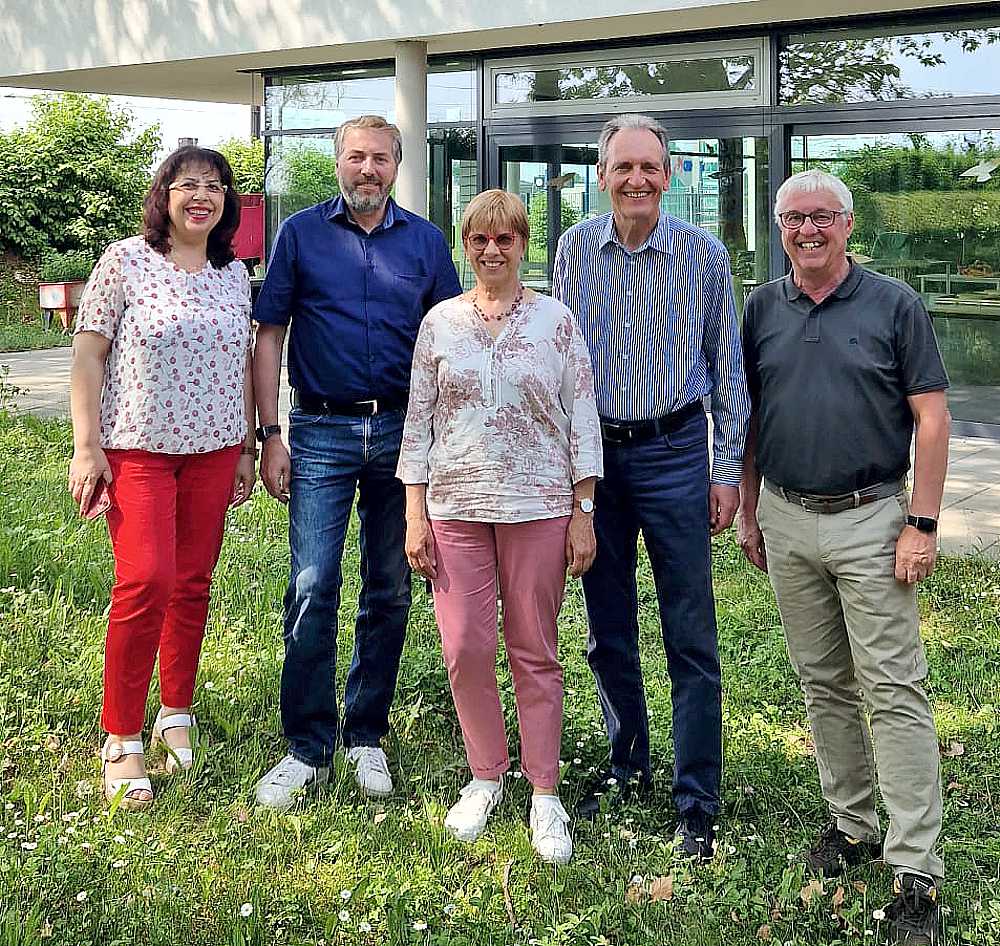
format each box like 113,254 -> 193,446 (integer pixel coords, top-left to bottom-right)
553,113 -> 749,860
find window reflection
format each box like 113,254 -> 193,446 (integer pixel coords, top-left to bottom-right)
781,22 -> 1000,105
496,57 -> 755,105
792,131 -> 1000,423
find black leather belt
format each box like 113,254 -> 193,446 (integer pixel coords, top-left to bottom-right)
291,390 -> 407,417
600,401 -> 703,446
764,478 -> 904,514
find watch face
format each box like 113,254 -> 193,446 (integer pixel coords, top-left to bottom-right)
580,498 -> 595,513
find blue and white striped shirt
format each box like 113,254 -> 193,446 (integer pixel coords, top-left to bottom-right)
552,211 -> 750,486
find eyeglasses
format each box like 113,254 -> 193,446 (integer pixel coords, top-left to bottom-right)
777,209 -> 846,229
467,232 -> 517,250
169,179 -> 227,196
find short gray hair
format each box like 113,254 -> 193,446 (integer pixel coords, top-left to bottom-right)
774,170 -> 854,222
597,114 -> 670,172
334,115 -> 403,165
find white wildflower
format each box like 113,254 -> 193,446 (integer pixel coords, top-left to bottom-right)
76,891 -> 88,903
239,903 -> 253,918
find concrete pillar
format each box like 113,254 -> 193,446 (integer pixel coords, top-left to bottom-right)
394,40 -> 428,217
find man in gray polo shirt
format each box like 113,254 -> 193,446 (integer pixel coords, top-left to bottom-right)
738,170 -> 949,946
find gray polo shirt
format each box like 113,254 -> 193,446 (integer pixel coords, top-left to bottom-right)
742,262 -> 948,495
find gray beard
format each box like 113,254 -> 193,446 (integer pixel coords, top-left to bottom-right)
341,183 -> 389,215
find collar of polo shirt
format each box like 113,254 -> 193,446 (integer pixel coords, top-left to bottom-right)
785,257 -> 865,302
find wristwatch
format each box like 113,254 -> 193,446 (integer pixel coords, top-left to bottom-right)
906,514 -> 938,534
255,424 -> 282,443
578,498 -> 595,514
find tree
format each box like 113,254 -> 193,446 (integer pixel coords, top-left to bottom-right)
0,93 -> 161,261
269,144 -> 339,217
217,137 -> 264,194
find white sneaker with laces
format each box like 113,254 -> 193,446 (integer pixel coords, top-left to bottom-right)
530,795 -> 573,865
346,746 -> 393,797
254,754 -> 329,809
445,777 -> 504,842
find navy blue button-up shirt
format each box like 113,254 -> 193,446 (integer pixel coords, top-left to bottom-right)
254,196 -> 462,402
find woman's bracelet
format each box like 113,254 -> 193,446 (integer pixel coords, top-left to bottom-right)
240,445 -> 259,459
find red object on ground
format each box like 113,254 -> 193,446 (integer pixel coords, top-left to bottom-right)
233,193 -> 264,263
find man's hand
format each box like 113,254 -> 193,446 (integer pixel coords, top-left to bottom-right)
895,525 -> 938,583
737,511 -> 768,573
260,437 -> 291,503
709,484 -> 739,536
566,512 -> 597,578
405,515 -> 437,580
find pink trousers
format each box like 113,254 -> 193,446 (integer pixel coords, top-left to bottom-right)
430,516 -> 570,788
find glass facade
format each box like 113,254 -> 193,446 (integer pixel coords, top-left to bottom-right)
793,130 -> 1000,425
262,14 -> 1000,431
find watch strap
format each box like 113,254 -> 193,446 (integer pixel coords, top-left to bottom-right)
906,514 -> 938,533
256,424 -> 282,443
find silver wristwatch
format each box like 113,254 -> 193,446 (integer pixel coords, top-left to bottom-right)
578,497 -> 595,514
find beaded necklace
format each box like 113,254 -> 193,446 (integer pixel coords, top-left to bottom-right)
471,284 -> 525,323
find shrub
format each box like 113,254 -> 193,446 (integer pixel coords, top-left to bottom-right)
38,250 -> 95,283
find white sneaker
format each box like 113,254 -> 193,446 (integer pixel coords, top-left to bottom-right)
346,746 -> 393,797
530,795 -> 572,865
444,777 -> 504,842
254,754 -> 329,809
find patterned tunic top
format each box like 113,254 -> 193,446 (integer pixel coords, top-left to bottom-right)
396,291 -> 603,523
75,236 -> 252,454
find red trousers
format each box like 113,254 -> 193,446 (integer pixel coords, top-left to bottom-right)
101,446 -> 240,734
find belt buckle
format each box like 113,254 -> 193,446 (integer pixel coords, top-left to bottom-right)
604,422 -> 631,445
358,399 -> 378,415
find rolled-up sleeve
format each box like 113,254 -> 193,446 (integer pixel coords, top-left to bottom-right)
396,316 -> 439,484
561,314 -> 604,484
702,245 -> 750,486
253,218 -> 297,326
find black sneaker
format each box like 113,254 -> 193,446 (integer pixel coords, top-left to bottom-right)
674,808 -> 716,861
574,768 -> 651,821
803,822 -> 882,876
884,873 -> 940,945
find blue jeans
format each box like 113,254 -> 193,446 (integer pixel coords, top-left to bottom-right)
581,408 -> 722,816
280,407 -> 411,767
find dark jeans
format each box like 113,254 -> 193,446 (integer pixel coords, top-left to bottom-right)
581,407 -> 722,816
280,407 -> 410,767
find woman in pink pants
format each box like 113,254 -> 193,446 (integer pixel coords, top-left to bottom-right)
397,189 -> 602,864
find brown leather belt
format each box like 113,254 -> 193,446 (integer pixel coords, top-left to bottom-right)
765,478 -> 904,514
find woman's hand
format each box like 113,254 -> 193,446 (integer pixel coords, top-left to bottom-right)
230,453 -> 257,507
68,445 -> 112,514
566,511 -> 597,578
405,515 -> 437,580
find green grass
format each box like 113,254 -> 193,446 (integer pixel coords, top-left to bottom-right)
1,412 -> 998,946
0,319 -> 72,352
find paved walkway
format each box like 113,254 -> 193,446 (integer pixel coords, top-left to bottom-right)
3,346 -> 998,557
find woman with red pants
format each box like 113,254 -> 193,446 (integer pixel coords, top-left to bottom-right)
397,190 -> 603,864
68,146 -> 256,808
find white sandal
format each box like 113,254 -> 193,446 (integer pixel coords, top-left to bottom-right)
151,709 -> 196,773
102,737 -> 153,809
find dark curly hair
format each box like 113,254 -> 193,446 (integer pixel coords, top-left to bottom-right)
143,146 -> 241,269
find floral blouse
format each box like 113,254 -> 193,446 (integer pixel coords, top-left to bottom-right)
75,236 -> 251,454
396,291 -> 603,523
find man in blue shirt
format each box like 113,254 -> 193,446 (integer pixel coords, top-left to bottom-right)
252,115 -> 462,808
554,114 -> 749,859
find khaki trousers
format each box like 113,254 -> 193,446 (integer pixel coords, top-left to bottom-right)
757,486 -> 944,880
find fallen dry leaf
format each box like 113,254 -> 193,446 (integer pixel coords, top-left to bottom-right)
236,807 -> 249,823
853,881 -> 868,894
649,875 -> 674,901
800,878 -> 824,905
942,741 -> 965,758
756,924 -> 772,941
373,811 -> 388,825
832,886 -> 846,911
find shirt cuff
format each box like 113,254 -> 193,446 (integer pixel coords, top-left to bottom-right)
710,456 -> 743,488
395,461 -> 429,484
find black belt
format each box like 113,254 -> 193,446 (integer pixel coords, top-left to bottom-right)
764,478 -> 904,514
600,401 -> 703,446
291,390 -> 407,417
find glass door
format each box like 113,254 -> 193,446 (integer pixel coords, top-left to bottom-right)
494,135 -> 770,305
